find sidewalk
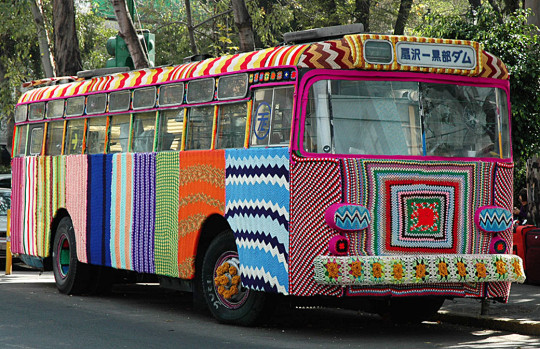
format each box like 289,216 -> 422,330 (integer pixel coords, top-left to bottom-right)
437,282 -> 540,335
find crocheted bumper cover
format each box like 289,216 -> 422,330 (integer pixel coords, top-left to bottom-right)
314,254 -> 525,286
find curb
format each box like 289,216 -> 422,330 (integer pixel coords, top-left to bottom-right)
436,310 -> 540,336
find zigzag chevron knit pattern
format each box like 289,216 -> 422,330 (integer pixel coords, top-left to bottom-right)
225,148 -> 290,294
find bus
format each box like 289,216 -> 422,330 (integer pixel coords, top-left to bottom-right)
11,25 -> 525,325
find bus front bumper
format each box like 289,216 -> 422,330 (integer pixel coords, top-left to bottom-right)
313,254 -> 525,286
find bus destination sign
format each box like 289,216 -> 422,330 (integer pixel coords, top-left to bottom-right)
395,42 -> 477,70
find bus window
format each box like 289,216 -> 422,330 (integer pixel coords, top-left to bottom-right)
216,103 -> 247,149
86,117 -> 107,154
250,86 -> 294,146
28,124 -> 44,156
65,118 -> 85,155
132,112 -> 156,152
108,114 -> 131,153
185,106 -> 214,150
45,120 -> 65,156
14,125 -> 28,157
157,109 -> 183,151
46,99 -> 64,119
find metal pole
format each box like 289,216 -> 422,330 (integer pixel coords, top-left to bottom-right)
5,209 -> 12,275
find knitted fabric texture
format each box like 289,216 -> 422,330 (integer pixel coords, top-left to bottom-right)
24,156 -> 37,256
10,157 -> 24,254
178,150 -> 225,279
66,154 -> 88,263
225,148 -> 289,294
154,152 -> 180,277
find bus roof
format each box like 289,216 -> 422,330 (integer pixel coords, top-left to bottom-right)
18,33 -> 508,105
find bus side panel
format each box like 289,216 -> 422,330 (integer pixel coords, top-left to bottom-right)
289,156 -> 343,297
154,151 -> 180,277
87,154 -> 113,268
178,150 -> 225,279
10,157 -> 25,255
66,154 -> 88,263
131,153 -> 156,274
225,148 -> 290,295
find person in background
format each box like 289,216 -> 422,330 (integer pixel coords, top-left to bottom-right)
513,188 -> 529,224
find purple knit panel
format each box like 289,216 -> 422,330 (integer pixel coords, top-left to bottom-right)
132,153 -> 156,273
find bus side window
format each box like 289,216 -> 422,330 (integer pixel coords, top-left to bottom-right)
250,86 -> 294,146
14,125 -> 28,157
132,112 -> 156,153
216,103 -> 247,149
45,120 -> 65,156
108,114 -> 131,153
86,116 -> 107,154
185,106 -> 214,150
65,118 -> 85,155
157,109 -> 183,151
28,124 -> 44,156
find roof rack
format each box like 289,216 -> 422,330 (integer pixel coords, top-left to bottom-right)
77,67 -> 130,79
283,23 -> 364,45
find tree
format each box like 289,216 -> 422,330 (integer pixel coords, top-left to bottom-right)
110,0 -> 149,69
354,0 -> 371,31
416,5 -> 540,193
30,0 -> 56,77
394,0 -> 413,35
232,0 -> 255,52
53,0 -> 82,75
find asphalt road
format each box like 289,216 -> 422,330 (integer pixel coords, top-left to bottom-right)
0,270 -> 539,349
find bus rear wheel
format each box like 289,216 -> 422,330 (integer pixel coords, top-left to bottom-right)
52,216 -> 90,294
201,231 -> 267,326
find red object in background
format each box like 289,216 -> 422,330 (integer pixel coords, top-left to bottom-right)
513,225 -> 535,271
525,229 -> 540,285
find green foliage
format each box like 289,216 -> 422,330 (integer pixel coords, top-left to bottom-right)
416,5 -> 540,192
77,9 -> 116,70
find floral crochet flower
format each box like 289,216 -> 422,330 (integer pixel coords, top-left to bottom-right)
415,263 -> 427,280
512,259 -> 523,277
438,261 -> 449,278
495,260 -> 507,276
351,261 -> 363,278
326,262 -> 339,279
456,261 -> 467,278
475,262 -> 487,279
392,262 -> 404,281
372,262 -> 383,279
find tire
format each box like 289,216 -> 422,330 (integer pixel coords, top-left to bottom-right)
201,231 -> 267,326
52,216 -> 90,294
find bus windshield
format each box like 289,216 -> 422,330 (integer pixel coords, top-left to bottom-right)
304,79 -> 510,158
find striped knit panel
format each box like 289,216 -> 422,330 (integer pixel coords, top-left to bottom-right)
154,152 -> 180,277
225,148 -> 289,294
35,156 -> 52,257
10,157 -> 25,254
87,154 -> 112,266
23,157 -> 37,255
110,153 -> 134,270
486,162 -> 514,300
131,153 -> 156,274
66,155 -> 88,263
178,150 -> 225,279
289,156 -> 343,297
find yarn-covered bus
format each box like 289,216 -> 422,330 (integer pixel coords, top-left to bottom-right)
11,25 -> 525,325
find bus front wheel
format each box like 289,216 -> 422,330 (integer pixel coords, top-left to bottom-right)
52,216 -> 90,294
201,231 -> 267,326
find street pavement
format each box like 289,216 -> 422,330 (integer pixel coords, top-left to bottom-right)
1,268 -> 539,336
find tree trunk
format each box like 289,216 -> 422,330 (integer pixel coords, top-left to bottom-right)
354,0 -> 371,32
111,0 -> 149,69
394,0 -> 413,35
53,0 -> 82,76
184,0 -> 199,55
231,0 -> 255,52
30,0 -> 56,77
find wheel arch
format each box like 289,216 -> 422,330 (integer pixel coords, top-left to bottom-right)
44,208 -> 70,270
195,213 -> 233,276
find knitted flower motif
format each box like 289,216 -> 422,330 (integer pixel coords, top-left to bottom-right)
372,262 -> 383,279
415,263 -> 427,279
495,260 -> 507,276
457,261 -> 467,278
214,275 -> 229,287
512,259 -> 523,277
351,261 -> 363,278
392,262 -> 404,280
229,265 -> 238,276
438,261 -> 449,278
326,262 -> 339,279
475,262 -> 487,279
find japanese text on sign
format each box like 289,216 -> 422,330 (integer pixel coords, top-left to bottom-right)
395,42 -> 476,70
